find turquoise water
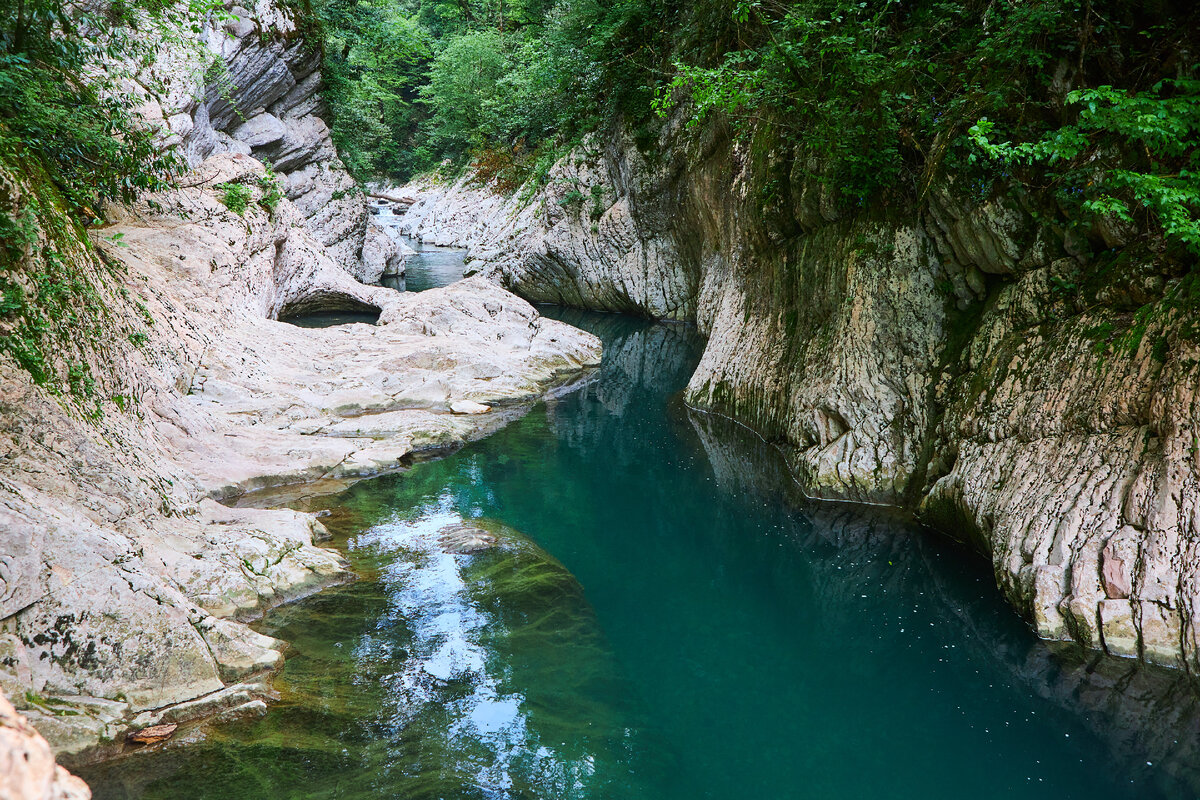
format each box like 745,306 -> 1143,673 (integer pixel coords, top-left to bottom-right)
280,309 -> 381,328
381,237 -> 466,292
81,310 -> 1200,800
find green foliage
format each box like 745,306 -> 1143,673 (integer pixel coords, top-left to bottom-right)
0,172 -> 109,398
314,0 -> 674,184
0,0 -> 227,395
217,167 -> 285,215
420,30 -> 510,160
557,188 -> 584,208
971,79 -> 1200,255
258,165 -> 284,212
217,182 -> 253,215
649,0 -> 1198,220
318,0 -> 434,178
654,0 -> 1087,205
0,0 -> 209,221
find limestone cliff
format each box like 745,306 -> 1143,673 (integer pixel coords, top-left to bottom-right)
135,0 -> 401,283
395,123 -> 1200,671
0,148 -> 599,767
0,0 -> 600,776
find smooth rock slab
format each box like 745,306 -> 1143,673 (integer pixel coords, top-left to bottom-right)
438,524 -> 500,554
231,112 -> 286,147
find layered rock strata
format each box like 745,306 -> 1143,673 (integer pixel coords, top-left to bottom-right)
135,0 -> 400,283
395,138 -> 696,319
0,152 -> 600,766
395,126 -> 1200,671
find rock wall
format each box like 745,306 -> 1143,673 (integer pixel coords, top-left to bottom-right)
136,0 -> 400,283
0,149 -> 599,770
394,121 -> 1200,671
396,136 -> 697,319
0,2 -> 602,778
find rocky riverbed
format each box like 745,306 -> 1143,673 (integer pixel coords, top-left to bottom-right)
0,0 -> 600,783
0,149 -> 599,768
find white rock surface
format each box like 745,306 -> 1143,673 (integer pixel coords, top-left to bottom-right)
0,694 -> 89,800
130,0 -> 398,281
396,136 -> 694,319
393,126 -> 1200,672
0,153 -> 600,765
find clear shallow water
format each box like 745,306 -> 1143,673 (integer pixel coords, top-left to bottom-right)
81,310 -> 1200,800
381,236 -> 466,292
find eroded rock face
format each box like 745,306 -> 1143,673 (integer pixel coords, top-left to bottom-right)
395,136 -> 697,319
0,152 -> 600,765
0,694 -> 90,800
133,0 -> 397,283
393,123 -> 1200,670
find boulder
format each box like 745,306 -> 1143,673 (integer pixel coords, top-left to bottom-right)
231,112 -> 286,148
0,693 -> 89,800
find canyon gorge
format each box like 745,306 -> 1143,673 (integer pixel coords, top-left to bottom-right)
1,0 -> 1198,797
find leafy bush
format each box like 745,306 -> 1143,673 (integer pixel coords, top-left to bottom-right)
420,31 -> 511,161
217,182 -> 254,215
258,165 -> 284,212
970,79 -> 1200,255
0,0 -> 196,223
654,0 -> 1197,217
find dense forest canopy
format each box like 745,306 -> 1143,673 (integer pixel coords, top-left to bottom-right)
317,0 -> 1198,255
314,0 -> 672,185
0,0 -> 1196,254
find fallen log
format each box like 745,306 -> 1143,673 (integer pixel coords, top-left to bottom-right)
368,192 -> 416,206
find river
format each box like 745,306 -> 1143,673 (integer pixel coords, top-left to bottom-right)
79,307 -> 1200,800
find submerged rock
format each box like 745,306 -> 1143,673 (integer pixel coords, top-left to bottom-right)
436,523 -> 499,554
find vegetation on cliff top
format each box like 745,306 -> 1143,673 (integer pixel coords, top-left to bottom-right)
315,0 -> 672,185
321,0 -> 1197,257
0,0 -> 200,223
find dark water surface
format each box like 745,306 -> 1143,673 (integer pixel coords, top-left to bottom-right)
82,310 -> 1200,800
280,309 -> 381,328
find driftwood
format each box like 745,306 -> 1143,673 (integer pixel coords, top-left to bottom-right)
126,723 -> 178,745
367,192 -> 415,206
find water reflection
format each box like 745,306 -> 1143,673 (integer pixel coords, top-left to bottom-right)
80,309 -> 1200,800
687,380 -> 1200,800
374,232 -> 465,293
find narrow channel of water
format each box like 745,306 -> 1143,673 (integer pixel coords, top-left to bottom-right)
382,235 -> 466,293
81,309 -> 1200,800
280,309 -> 382,328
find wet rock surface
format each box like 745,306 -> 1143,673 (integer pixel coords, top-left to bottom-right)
436,524 -> 500,554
